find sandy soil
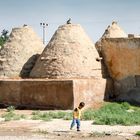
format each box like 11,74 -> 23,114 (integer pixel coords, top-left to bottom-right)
0,110 -> 139,140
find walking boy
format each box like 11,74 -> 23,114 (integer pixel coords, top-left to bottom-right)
70,102 -> 85,131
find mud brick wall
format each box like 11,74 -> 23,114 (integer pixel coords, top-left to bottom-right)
101,38 -> 140,104
0,79 -> 106,109
0,79 -> 73,109
73,78 -> 106,109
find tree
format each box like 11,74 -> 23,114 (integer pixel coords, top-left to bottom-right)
1,29 -> 9,39
0,29 -> 9,49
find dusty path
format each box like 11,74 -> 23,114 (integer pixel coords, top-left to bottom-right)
0,119 -> 140,140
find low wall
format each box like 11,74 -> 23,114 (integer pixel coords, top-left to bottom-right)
0,79 -> 73,109
0,80 -> 20,105
0,79 -> 106,109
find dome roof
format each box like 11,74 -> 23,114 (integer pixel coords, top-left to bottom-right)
0,25 -> 44,78
95,21 -> 127,55
102,21 -> 127,38
30,24 -> 101,79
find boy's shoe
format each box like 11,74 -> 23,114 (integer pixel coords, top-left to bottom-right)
77,129 -> 80,131
70,127 -> 73,130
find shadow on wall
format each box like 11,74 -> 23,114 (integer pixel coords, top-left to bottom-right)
20,54 -> 40,78
103,71 -> 140,106
113,75 -> 140,105
95,48 -> 115,102
99,59 -> 116,102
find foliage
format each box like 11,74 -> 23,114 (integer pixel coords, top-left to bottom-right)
3,102 -> 140,125
31,102 -> 140,125
63,112 -> 72,120
31,111 -> 72,121
92,102 -> 140,125
6,106 -> 15,112
0,37 -> 6,48
1,106 -> 26,121
31,111 -> 51,121
1,111 -> 26,121
82,109 -> 95,120
136,131 -> 140,136
0,29 -> 9,49
48,111 -> 72,120
121,102 -> 130,110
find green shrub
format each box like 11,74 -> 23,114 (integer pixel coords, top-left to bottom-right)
92,102 -> 140,125
48,111 -> 66,119
82,109 -> 95,120
31,110 -> 41,116
0,37 -> 6,49
2,112 -> 26,121
31,111 -> 51,121
6,106 -> 15,112
31,102 -> 140,125
31,111 -> 72,121
63,112 -> 72,120
136,131 -> 140,136
121,102 -> 130,110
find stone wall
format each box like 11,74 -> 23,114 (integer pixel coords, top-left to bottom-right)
101,38 -> 140,104
0,79 -> 106,109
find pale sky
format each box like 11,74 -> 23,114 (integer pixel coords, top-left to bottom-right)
0,0 -> 140,44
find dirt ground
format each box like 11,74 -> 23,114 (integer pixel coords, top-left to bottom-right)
0,110 -> 140,140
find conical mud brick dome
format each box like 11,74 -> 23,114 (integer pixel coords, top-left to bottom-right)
0,25 -> 44,78
101,21 -> 127,38
30,24 -> 101,79
96,21 -> 127,54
